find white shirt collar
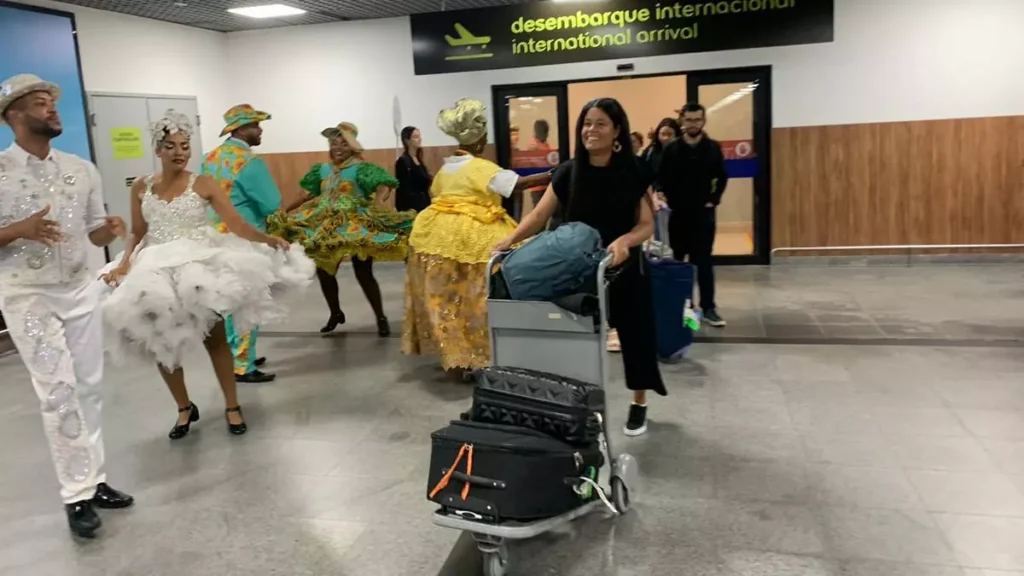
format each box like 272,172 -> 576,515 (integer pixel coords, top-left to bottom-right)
5,142 -> 57,166
444,153 -> 474,165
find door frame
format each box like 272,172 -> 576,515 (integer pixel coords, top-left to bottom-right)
492,84 -> 571,171
686,66 -> 772,266
490,65 -> 773,265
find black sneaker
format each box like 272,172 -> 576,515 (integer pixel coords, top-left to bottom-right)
703,309 -> 727,328
624,404 -> 648,437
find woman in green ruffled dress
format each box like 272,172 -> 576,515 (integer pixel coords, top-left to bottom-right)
269,122 -> 415,336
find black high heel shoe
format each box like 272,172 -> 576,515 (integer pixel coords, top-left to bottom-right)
169,403 -> 199,440
377,316 -> 391,337
225,406 -> 247,436
320,311 -> 346,333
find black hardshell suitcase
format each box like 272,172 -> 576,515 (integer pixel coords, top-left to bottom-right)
427,420 -> 603,522
470,367 -> 605,445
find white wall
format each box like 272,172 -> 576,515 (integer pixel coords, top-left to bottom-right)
226,0 -> 1024,154
14,0 -> 231,151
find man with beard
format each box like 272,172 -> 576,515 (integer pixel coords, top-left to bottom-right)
0,74 -> 134,538
658,103 -> 729,327
201,104 -> 281,383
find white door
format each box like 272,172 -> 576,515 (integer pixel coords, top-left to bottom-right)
88,94 -> 153,259
89,94 -> 202,256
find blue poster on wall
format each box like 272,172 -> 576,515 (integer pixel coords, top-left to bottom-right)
0,2 -> 92,160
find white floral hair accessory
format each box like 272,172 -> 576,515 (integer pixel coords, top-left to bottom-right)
151,109 -> 193,149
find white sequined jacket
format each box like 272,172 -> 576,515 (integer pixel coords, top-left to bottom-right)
0,144 -> 107,291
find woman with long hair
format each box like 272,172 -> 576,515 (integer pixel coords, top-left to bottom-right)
403,99 -> 551,376
100,111 -> 314,439
495,98 -> 666,436
395,126 -> 432,213
269,123 -> 416,336
642,117 -> 682,178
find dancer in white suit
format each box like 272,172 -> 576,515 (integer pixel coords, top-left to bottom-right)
0,74 -> 134,539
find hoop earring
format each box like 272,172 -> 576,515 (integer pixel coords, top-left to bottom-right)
612,141 -> 622,153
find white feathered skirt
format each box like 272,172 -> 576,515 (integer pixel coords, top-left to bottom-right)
100,228 -> 315,369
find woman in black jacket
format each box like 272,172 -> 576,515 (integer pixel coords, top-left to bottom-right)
641,117 -> 682,185
394,126 -> 432,213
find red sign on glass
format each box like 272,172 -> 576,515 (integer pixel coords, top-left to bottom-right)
720,139 -> 755,160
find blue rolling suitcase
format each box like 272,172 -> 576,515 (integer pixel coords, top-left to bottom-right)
646,208 -> 696,361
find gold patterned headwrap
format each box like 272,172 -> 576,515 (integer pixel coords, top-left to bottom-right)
437,99 -> 488,146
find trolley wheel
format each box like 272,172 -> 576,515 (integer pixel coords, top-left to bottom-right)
611,477 -> 631,514
482,551 -> 508,576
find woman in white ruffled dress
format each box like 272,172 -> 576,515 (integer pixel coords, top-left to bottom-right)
100,111 -> 314,438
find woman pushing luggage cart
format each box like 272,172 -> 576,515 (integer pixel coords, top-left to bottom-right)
495,96 -> 667,436
427,97 -> 664,575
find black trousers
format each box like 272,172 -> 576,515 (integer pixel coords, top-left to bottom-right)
668,208 -> 717,311
608,253 -> 666,396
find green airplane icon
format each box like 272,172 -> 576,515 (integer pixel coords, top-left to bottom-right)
444,23 -> 494,60
446,23 -> 490,47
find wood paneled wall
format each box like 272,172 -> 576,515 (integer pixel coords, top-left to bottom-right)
260,116 -> 1023,255
260,145 -> 494,209
772,115 -> 1024,252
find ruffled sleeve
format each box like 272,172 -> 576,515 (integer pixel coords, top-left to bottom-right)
299,163 -> 325,197
355,162 -> 399,199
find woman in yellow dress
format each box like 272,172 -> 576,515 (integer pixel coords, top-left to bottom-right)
402,99 -> 551,374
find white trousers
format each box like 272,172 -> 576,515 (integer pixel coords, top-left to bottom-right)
0,281 -> 107,504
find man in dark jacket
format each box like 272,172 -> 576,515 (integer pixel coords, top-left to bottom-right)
657,103 -> 729,327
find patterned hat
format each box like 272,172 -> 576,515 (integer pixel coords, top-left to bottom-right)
321,122 -> 364,153
0,74 -> 60,126
220,104 -> 270,137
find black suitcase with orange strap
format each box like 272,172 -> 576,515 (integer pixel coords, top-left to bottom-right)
427,420 -> 603,523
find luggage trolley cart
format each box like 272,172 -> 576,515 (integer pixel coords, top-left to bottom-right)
432,252 -> 640,576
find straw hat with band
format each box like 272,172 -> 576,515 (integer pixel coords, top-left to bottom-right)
0,74 -> 60,126
220,104 -> 271,137
321,122 -> 364,153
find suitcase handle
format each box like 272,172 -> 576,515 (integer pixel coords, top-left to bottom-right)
445,469 -> 507,490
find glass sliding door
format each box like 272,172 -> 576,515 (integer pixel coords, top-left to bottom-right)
687,67 -> 772,265
492,84 -> 570,220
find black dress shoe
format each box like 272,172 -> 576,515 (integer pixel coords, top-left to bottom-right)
225,406 -> 247,436
254,357 -> 267,367
377,317 -> 391,337
320,312 -> 346,333
92,483 -> 135,509
65,501 -> 101,539
169,403 -> 199,440
236,370 -> 276,383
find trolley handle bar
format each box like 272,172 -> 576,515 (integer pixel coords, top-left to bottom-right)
486,250 -> 512,298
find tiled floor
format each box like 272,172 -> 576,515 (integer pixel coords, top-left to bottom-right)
263,263 -> 1024,343
0,263 -> 1022,575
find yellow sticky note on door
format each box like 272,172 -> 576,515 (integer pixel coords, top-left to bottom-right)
110,127 -> 144,160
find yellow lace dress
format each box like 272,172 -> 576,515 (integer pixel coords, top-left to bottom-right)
402,154 -> 517,370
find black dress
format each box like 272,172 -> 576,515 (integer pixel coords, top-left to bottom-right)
395,153 -> 432,213
551,159 -> 666,396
